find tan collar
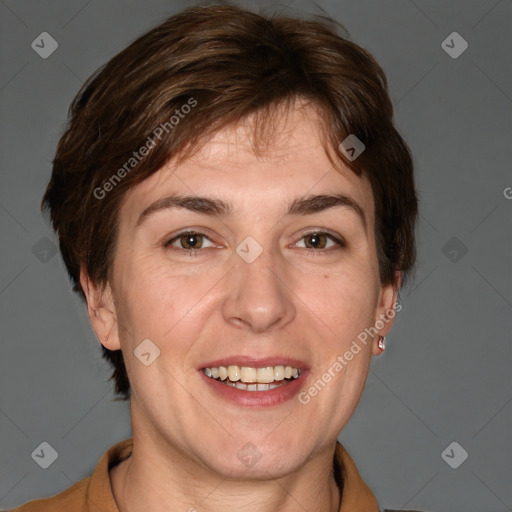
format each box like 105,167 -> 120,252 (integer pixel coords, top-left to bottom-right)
334,441 -> 380,511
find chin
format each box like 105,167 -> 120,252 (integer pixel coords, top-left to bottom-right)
197,431 -> 306,479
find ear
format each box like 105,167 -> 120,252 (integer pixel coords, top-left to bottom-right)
80,264 -> 120,351
371,271 -> 401,356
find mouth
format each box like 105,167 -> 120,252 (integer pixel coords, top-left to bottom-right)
202,364 -> 302,391
199,357 -> 308,406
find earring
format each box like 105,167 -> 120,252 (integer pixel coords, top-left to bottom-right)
104,334 -> 109,342
378,336 -> 386,351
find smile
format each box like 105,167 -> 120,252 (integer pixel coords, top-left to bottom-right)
203,365 -> 301,391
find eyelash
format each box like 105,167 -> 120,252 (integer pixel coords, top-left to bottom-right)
163,229 -> 346,256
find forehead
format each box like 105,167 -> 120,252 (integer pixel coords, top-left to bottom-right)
120,102 -> 375,226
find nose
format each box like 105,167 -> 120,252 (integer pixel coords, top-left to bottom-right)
222,243 -> 296,334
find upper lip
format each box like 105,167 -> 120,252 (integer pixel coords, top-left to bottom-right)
199,355 -> 309,370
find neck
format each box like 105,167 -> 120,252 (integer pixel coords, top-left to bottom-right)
112,458 -> 340,512
111,416 -> 341,512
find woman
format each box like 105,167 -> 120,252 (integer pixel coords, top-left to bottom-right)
11,4 -> 421,511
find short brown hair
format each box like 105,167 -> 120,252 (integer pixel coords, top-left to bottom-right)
42,3 -> 418,400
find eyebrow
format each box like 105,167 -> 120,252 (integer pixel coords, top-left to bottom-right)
136,193 -> 367,229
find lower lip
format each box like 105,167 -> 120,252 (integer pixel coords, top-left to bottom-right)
199,370 -> 309,407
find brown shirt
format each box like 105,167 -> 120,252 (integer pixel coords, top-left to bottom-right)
9,438 -> 380,511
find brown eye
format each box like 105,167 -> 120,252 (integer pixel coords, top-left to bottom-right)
296,231 -> 344,251
165,231 -> 215,252
303,233 -> 328,249
179,233 -> 204,249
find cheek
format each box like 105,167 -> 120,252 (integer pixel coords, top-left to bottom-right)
309,271 -> 377,415
313,264 -> 380,343
114,257 -> 217,352
113,268 -> 204,398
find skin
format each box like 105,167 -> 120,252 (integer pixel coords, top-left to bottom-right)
81,100 -> 399,512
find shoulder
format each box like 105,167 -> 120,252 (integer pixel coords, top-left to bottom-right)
6,477 -> 90,512
6,438 -> 132,512
335,441 -> 429,512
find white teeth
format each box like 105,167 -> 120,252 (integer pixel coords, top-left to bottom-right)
256,366 -> 274,383
202,364 -> 302,389
228,365 -> 241,381
274,365 -> 285,381
240,366 -> 257,383
218,366 -> 228,381
215,379 -> 293,391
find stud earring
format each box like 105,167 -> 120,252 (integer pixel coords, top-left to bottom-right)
378,336 -> 386,351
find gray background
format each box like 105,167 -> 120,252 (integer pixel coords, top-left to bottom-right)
0,0 -> 510,511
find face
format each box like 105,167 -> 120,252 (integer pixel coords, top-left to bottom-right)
83,101 -> 397,479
